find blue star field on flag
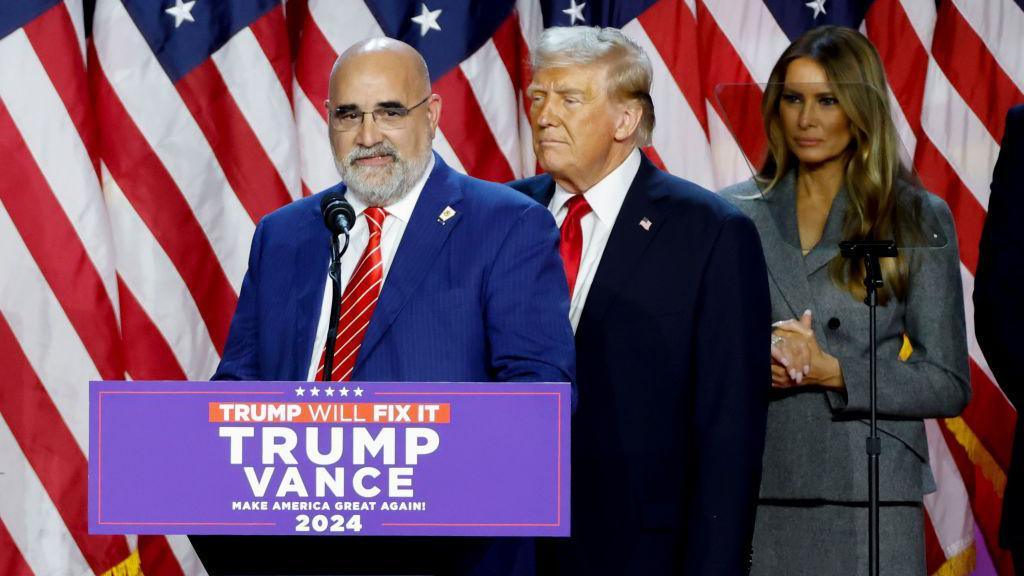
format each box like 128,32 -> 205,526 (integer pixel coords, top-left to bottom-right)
0,0 -> 61,40
121,0 -> 279,82
364,0 -> 517,81
762,0 -> 871,40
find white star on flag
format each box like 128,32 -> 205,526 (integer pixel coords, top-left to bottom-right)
805,0 -> 827,19
310,386 -> 320,397
295,386 -> 305,397
340,386 -> 350,397
563,0 -> 586,25
165,0 -> 196,28
411,3 -> 442,37
325,387 -> 335,397
354,387 -> 364,397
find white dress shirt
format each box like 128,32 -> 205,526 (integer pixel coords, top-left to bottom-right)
306,156 -> 434,380
549,148 -> 641,332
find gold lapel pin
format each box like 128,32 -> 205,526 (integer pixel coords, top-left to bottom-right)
438,206 -> 457,224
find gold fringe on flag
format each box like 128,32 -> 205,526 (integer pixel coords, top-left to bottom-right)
899,335 -> 1007,497
899,333 -> 913,361
930,543 -> 976,576
100,548 -> 143,576
902,336 -> 989,576
943,416 -> 1008,499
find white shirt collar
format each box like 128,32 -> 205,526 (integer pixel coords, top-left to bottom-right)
550,148 -> 641,224
345,154 -> 435,222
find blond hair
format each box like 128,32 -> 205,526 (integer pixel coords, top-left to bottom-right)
532,26 -> 655,147
759,25 -> 920,303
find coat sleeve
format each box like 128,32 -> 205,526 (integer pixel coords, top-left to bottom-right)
212,220 -> 266,381
830,196 -> 971,418
975,105 -> 1024,410
483,201 -> 576,383
684,212 -> 771,576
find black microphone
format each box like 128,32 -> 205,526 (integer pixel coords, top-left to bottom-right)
320,192 -> 357,235
319,192 -> 355,381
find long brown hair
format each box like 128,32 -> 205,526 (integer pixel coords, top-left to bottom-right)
758,26 -> 919,303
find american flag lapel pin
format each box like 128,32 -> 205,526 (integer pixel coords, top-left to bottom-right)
639,217 -> 652,231
438,206 -> 457,224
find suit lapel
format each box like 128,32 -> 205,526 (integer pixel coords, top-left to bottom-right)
803,187 -> 847,275
754,175 -> 817,319
578,155 -> 669,329
355,156 -> 464,368
527,178 -> 557,208
293,192 -> 333,380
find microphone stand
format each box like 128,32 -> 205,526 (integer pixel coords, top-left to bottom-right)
839,239 -> 897,576
322,231 -> 351,381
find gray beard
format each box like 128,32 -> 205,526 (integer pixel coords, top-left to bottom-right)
337,142 -> 432,207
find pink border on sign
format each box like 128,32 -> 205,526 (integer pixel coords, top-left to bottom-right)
96,389 -> 284,527
373,390 -> 564,528
95,387 -> 566,530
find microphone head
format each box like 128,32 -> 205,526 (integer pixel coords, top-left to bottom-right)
320,191 -> 356,235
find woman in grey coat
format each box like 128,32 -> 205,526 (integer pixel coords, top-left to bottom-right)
721,26 -> 970,576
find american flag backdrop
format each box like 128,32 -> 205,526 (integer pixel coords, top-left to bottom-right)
0,0 -> 1020,574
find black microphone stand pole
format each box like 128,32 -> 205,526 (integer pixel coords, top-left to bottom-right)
840,239 -> 897,576
322,231 -> 351,381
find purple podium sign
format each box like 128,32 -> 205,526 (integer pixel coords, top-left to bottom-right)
88,381 -> 569,537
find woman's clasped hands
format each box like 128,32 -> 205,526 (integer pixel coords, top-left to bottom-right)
770,309 -> 845,390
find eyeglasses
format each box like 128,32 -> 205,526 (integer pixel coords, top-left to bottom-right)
329,95 -> 431,132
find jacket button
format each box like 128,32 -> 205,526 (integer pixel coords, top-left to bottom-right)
827,317 -> 841,330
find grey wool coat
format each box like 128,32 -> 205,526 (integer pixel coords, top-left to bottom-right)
722,173 -> 971,503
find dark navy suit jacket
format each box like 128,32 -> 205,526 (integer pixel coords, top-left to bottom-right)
976,104 -> 1024,550
195,154 -> 574,575
510,154 -> 770,575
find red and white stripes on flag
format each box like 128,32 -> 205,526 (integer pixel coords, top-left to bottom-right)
864,2 -> 1021,574
0,0 -> 1020,574
1,0 -> 294,572
1,0 -> 132,574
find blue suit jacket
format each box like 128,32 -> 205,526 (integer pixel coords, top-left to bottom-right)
976,104 -> 1024,549
198,155 -> 574,576
215,153 -> 574,385
510,154 -> 770,576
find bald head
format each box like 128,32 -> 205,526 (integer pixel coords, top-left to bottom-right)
329,38 -> 431,102
325,38 -> 440,207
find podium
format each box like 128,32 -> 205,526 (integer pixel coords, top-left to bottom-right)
88,380 -> 570,538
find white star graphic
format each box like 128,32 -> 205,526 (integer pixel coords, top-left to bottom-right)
354,387 -> 364,397
294,386 -> 305,397
411,3 -> 442,37
339,386 -> 350,397
325,386 -> 335,397
165,0 -> 197,28
310,386 -> 320,397
562,0 -> 586,25
805,0 -> 827,19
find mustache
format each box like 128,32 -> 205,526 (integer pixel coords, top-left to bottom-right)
347,143 -> 399,165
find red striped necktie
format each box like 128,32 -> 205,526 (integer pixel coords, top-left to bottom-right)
316,206 -> 387,381
559,194 -> 592,299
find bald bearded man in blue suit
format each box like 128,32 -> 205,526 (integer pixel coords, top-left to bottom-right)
192,38 -> 573,576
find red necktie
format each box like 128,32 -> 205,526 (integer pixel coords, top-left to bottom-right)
316,207 -> 387,381
559,195 -> 592,299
